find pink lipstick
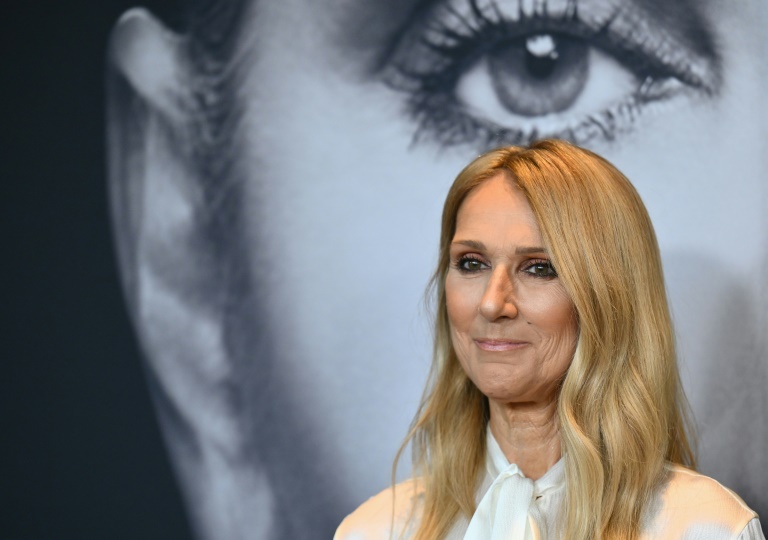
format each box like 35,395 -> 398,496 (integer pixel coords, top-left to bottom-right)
474,339 -> 528,352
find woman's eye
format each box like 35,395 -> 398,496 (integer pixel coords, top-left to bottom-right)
456,256 -> 488,273
381,0 -> 719,149
523,260 -> 558,278
467,33 -> 590,118
456,33 -> 633,123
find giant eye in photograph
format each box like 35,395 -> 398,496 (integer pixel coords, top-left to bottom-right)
381,0 -> 719,149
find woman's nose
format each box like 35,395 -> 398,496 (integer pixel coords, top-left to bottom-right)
478,268 -> 518,321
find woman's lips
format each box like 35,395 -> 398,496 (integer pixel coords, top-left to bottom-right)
474,339 -> 529,351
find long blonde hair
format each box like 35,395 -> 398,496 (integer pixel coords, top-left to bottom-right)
395,140 -> 696,540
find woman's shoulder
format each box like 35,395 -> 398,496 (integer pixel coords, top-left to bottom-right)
662,464 -> 756,518
334,478 -> 424,540
644,463 -> 762,539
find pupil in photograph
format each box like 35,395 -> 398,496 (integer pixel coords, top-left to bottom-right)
526,34 -> 559,78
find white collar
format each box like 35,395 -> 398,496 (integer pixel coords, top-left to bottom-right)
462,430 -> 565,540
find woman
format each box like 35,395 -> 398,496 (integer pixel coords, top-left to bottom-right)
335,140 -> 764,539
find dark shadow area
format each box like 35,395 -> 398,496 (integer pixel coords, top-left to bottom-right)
2,2 -> 192,538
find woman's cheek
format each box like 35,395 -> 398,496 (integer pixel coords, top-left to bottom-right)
445,274 -> 483,332
519,283 -> 575,327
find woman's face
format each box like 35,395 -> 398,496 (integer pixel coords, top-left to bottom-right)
445,175 -> 578,404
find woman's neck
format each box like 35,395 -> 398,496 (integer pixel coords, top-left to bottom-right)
488,397 -> 561,480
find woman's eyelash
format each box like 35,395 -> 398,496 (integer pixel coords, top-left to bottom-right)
521,259 -> 558,278
381,0 -> 718,150
453,255 -> 557,278
454,254 -> 488,273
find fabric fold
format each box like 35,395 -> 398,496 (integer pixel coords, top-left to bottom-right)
464,430 -> 564,540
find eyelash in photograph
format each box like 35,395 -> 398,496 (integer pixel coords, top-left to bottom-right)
381,0 -> 719,151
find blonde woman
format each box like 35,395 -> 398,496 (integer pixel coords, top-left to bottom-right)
336,140 -> 764,540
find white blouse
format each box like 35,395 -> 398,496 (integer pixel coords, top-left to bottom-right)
335,432 -> 764,539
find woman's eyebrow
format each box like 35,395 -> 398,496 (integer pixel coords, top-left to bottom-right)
451,240 -> 547,255
452,239 -> 486,250
515,246 -> 547,255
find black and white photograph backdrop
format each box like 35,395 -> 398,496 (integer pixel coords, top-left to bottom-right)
5,1 -> 767,538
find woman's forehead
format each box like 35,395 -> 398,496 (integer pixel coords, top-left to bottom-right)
454,177 -> 541,241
